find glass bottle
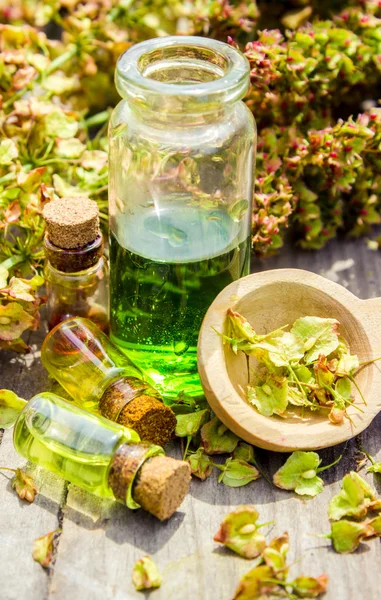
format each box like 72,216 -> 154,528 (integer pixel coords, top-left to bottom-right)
108,36 -> 256,399
41,317 -> 177,446
43,197 -> 109,332
5,392 -> 190,519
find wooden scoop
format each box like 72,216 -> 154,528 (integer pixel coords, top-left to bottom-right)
198,269 -> 381,452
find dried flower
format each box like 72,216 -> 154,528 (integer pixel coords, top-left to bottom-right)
216,458 -> 261,488
12,468 -> 37,502
186,447 -> 214,480
274,451 -> 342,498
0,388 -> 27,428
32,530 -> 60,568
326,519 -> 375,553
132,555 -> 162,591
200,417 -> 239,455
213,506 -> 267,559
328,471 -> 380,521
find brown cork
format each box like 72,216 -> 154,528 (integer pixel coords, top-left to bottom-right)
108,443 -> 153,504
118,396 -> 176,447
43,197 -> 99,249
133,456 -> 191,521
99,377 -> 176,447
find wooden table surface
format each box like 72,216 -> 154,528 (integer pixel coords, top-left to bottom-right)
1,236 -> 381,600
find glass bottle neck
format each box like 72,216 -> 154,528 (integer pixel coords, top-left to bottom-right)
115,36 -> 250,127
44,233 -> 104,273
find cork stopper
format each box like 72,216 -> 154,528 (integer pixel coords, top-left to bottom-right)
134,456 -> 191,521
108,446 -> 191,520
99,377 -> 176,447
43,197 -> 99,249
108,443 -> 153,505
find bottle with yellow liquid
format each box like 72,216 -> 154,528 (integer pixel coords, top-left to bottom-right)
1,391 -> 190,520
41,317 -> 176,446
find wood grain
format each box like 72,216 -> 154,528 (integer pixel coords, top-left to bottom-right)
1,235 -> 381,600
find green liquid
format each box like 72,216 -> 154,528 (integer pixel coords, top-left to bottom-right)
110,204 -> 250,397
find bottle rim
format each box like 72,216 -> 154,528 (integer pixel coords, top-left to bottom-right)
115,36 -> 250,110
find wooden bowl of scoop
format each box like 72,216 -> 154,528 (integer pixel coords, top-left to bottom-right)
198,269 -> 381,452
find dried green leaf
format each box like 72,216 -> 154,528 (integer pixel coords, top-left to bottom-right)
335,377 -> 352,400
0,302 -> 35,341
291,574 -> 328,598
232,565 -> 281,600
329,520 -> 373,553
81,150 -> 108,170
336,354 -> 359,377
291,316 -> 340,364
44,110 -> 78,139
226,308 -> 257,348
214,505 -> 267,559
367,462 -> 381,474
252,331 -> 304,368
12,468 -> 37,502
248,374 -> 288,417
4,275 -> 44,303
217,458 -> 261,488
0,389 -> 27,428
132,555 -> 162,591
200,417 -> 239,455
55,138 -> 85,158
186,447 -> 214,480
42,74 -> 78,94
273,451 -> 323,497
32,530 -> 60,568
0,267 -> 9,289
175,409 -> 210,438
262,532 -> 289,579
0,139 -> 18,165
328,472 -> 374,521
233,442 -> 257,465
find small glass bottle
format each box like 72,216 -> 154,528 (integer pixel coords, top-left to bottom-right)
43,196 -> 109,332
108,36 -> 256,398
5,392 -> 190,520
41,317 -> 177,446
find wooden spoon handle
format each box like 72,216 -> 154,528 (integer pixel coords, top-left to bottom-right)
357,297 -> 381,354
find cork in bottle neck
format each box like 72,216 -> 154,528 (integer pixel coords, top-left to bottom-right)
43,197 -> 102,272
108,442 -> 163,509
108,444 -> 191,520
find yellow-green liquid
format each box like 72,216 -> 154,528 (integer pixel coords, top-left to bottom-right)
13,393 -> 139,498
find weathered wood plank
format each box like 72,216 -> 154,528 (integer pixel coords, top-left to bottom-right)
0,328 -> 66,600
1,235 -> 381,600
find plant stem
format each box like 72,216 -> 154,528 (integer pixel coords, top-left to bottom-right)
84,110 -> 110,128
349,375 -> 367,406
288,364 -> 307,400
317,453 -> 343,473
44,46 -> 78,76
182,435 -> 192,460
358,443 -> 376,465
357,357 -> 381,369
0,172 -> 16,186
0,254 -> 25,270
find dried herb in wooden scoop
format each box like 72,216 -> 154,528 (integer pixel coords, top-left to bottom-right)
224,309 -> 371,425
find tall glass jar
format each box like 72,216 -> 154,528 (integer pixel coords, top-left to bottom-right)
109,36 -> 256,399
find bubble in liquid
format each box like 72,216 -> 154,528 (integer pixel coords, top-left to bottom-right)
173,340 -> 189,356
